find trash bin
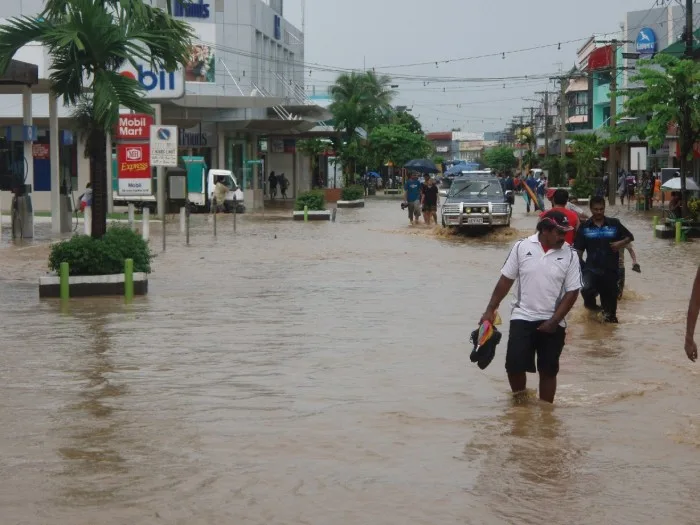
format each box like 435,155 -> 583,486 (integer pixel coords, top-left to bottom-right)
166,168 -> 187,214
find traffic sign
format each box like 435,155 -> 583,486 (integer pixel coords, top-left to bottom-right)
149,125 -> 178,167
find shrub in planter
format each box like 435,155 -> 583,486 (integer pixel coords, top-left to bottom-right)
688,198 -> 700,221
49,225 -> 154,276
294,190 -> 326,211
341,185 -> 364,201
571,176 -> 596,199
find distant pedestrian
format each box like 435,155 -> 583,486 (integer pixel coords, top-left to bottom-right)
541,189 -> 579,245
404,172 -> 422,225
269,171 -> 278,199
480,210 -> 581,403
421,175 -> 439,225
279,173 -> 289,199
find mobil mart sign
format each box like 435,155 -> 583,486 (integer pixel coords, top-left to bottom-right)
116,113 -> 153,139
119,59 -> 185,100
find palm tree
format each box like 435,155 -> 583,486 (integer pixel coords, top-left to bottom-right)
329,71 -> 396,184
0,0 -> 193,238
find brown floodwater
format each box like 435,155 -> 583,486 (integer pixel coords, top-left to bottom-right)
1,198 -> 699,524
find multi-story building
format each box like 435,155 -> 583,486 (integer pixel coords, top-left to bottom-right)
0,0 -> 328,213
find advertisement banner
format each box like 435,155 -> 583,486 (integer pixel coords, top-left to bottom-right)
185,22 -> 216,83
117,143 -> 152,195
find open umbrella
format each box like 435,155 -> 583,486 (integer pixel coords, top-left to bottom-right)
404,159 -> 439,174
365,171 -> 381,178
661,177 -> 700,191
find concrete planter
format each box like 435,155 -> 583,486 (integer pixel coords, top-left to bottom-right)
384,189 -> 401,195
292,210 -> 331,221
337,199 -> 365,209
39,272 -> 149,298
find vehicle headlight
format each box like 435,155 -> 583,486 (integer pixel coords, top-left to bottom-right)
481,207 -> 487,213
464,207 -> 470,213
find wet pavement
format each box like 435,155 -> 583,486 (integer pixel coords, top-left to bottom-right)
1,197 -> 699,524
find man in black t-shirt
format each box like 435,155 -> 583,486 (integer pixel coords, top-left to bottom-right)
421,175 -> 439,225
573,196 -> 634,323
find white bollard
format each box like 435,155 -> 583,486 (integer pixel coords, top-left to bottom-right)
180,207 -> 186,234
84,206 -> 92,235
127,203 -> 135,231
142,207 -> 150,241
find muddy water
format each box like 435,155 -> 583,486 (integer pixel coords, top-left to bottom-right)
1,199 -> 699,524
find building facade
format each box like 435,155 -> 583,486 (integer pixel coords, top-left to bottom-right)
0,0 -> 326,211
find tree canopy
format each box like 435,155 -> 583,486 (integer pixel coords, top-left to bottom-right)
483,146 -> 517,172
368,124 -> 432,168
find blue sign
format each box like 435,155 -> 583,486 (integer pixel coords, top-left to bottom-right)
274,15 -> 281,40
636,27 -> 657,56
60,130 -> 73,146
173,0 -> 210,19
22,125 -> 36,141
157,128 -> 171,141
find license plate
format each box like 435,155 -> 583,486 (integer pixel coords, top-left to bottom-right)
467,217 -> 483,224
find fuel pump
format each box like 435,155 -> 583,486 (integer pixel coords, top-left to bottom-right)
10,156 -> 33,239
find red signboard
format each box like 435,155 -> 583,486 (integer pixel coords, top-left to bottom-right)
117,143 -> 150,178
32,143 -> 49,159
115,113 -> 153,140
676,141 -> 700,159
587,45 -> 613,71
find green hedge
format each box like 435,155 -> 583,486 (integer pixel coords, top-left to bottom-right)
571,177 -> 596,199
341,185 -> 364,201
294,190 -> 326,211
49,225 -> 154,276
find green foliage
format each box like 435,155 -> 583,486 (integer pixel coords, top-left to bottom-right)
368,124 -> 432,168
541,156 -> 572,187
432,155 -> 445,165
615,54 -> 700,156
391,110 -> 423,134
571,176 -> 596,199
570,134 -> 604,179
483,146 -> 517,172
297,139 -> 330,180
341,185 -> 364,201
295,190 -> 326,211
49,225 -> 154,276
688,198 -> 700,221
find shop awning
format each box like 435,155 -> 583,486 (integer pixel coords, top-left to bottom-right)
0,59 -> 38,86
660,29 -> 700,58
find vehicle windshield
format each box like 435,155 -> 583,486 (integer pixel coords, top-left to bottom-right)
448,180 -> 502,198
218,176 -> 238,190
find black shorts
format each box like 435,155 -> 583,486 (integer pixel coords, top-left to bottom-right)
505,320 -> 566,377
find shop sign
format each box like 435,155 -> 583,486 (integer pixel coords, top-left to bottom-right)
636,28 -> 657,57
117,143 -> 152,195
115,114 -> 153,140
120,62 -> 185,100
173,0 -> 210,19
32,143 -> 49,159
149,125 -> 178,167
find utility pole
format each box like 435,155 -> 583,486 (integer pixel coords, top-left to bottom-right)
609,39 -> 619,206
681,0 -> 693,216
536,91 -> 551,157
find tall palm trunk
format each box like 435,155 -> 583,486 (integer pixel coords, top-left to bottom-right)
89,129 -> 108,238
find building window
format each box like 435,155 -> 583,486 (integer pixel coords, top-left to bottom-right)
568,91 -> 588,118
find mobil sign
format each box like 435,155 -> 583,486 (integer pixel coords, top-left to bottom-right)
120,59 -> 185,100
117,143 -> 152,196
115,113 -> 153,139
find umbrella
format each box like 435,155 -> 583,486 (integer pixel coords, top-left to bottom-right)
365,171 -> 381,178
661,177 -> 700,191
404,159 -> 439,174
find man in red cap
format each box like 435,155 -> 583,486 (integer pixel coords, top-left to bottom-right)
480,210 -> 582,403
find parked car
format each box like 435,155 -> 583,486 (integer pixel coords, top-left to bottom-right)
441,176 -> 513,228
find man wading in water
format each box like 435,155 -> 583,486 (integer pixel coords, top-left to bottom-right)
480,211 -> 582,403
685,266 -> 700,362
574,196 -> 634,323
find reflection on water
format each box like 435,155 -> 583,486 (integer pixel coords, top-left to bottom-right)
0,199 -> 699,524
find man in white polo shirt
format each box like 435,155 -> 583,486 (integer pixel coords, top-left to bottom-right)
480,210 -> 582,403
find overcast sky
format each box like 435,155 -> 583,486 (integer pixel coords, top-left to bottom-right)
283,0 -> 661,134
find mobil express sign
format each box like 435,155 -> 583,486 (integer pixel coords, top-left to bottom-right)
117,143 -> 152,196
120,60 -> 185,100
115,114 -> 154,139
173,0 -> 210,19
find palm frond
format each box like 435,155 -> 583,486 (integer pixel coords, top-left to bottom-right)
0,17 -> 53,74
91,69 -> 152,132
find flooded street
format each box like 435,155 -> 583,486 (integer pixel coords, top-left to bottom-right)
1,197 -> 700,524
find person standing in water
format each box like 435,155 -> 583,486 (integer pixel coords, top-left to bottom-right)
480,210 -> 581,403
574,196 -> 634,323
685,266 -> 700,362
421,175 -> 439,225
